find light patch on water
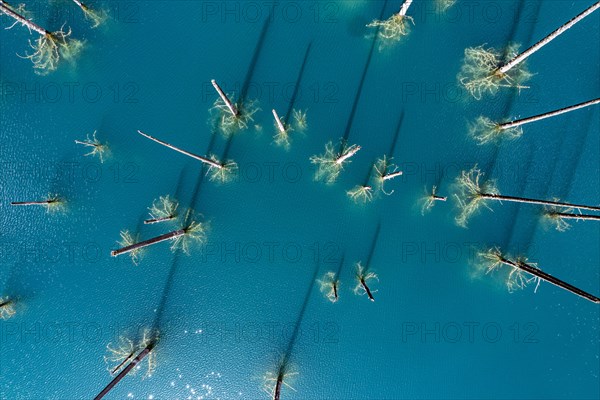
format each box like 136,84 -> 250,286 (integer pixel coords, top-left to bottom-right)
157,368 -> 226,399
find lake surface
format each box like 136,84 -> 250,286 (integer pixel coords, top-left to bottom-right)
1,1 -> 599,399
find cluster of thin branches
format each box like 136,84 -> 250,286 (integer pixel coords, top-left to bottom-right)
104,329 -> 157,379
458,44 -> 531,100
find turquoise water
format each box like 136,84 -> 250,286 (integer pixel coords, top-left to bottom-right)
1,1 -> 599,399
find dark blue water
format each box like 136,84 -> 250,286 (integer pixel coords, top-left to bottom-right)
1,1 -> 599,399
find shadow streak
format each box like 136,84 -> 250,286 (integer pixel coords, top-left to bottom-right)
240,15 -> 273,103
484,0 -> 542,176
340,0 -> 388,145
365,222 -> 381,269
334,253 -> 346,279
280,261 -> 320,369
151,133 -> 218,335
284,42 -> 313,122
387,110 -> 404,157
517,113 -> 593,254
499,142 -> 534,249
361,158 -> 376,185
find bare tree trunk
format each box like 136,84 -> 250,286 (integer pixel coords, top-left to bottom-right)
482,193 -> 600,212
361,279 -> 375,301
111,229 -> 185,257
336,146 -> 361,165
211,79 -> 238,116
138,130 -> 223,169
273,376 -> 283,400
0,2 -> 48,36
11,200 -> 56,206
399,0 -> 413,16
499,1 -> 600,73
499,98 -> 600,130
110,353 -> 136,375
500,256 -> 600,303
548,212 -> 600,221
144,216 -> 175,225
383,171 -> 403,181
272,109 -> 286,134
94,345 -> 154,400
